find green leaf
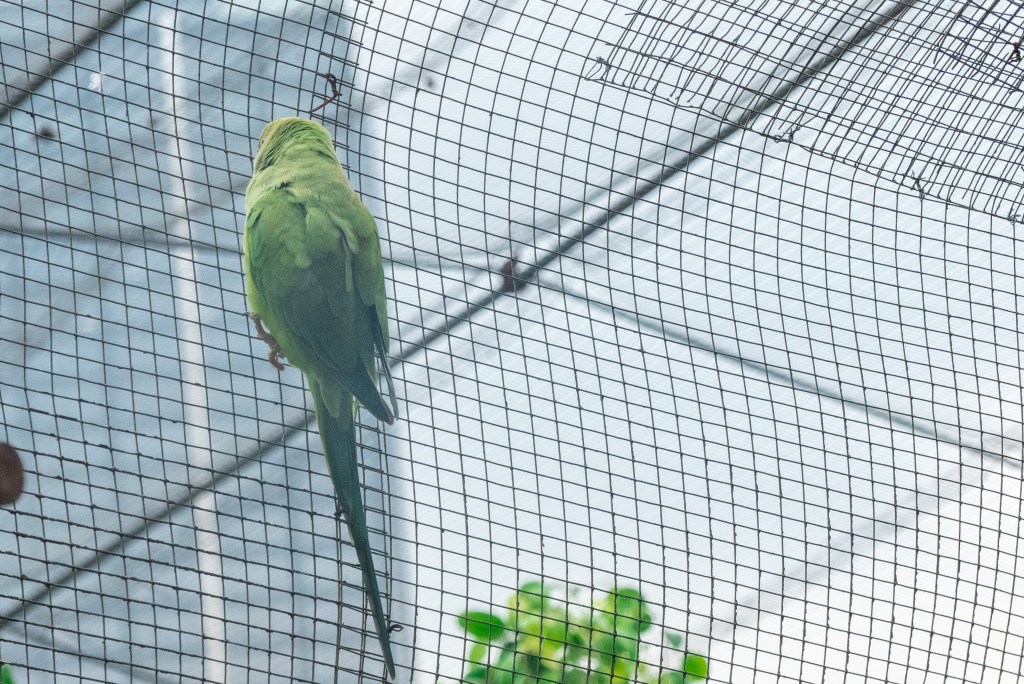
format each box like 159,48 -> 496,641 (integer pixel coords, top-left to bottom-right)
511,581 -> 549,613
563,636 -> 590,663
682,654 -> 709,681
612,655 -> 637,679
539,616 -> 570,652
563,667 -> 588,684
612,633 -> 641,660
493,643 -> 519,670
590,630 -> 616,663
460,611 -> 506,642
468,640 -> 489,665
517,634 -> 543,657
611,588 -> 652,633
455,580 -> 711,684
462,664 -> 490,684
513,651 -> 544,677
1,665 -> 15,684
489,663 -> 515,684
657,670 -> 685,684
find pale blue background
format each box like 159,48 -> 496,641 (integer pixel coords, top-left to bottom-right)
1,1 -> 1023,682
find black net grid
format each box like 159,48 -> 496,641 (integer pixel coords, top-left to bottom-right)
2,0 -> 1023,682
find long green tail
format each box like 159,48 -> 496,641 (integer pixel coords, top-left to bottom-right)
311,382 -> 396,677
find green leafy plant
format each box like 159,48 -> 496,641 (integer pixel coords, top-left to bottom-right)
451,581 -> 709,684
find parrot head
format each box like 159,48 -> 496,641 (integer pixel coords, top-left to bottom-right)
252,117 -> 334,172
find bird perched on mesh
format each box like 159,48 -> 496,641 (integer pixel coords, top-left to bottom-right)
243,117 -> 399,677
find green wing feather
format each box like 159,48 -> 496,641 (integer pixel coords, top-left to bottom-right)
243,117 -> 398,676
246,188 -> 394,424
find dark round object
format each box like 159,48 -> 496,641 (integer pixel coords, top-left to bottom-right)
0,443 -> 25,505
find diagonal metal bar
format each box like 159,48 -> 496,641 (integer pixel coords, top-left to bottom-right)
402,0 -> 922,363
0,410 -> 313,631
0,0 -> 144,121
585,291 -> 1022,472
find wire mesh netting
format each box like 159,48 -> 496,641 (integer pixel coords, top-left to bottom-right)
2,0 -> 1024,681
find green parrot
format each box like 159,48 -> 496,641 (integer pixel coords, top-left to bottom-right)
243,117 -> 399,676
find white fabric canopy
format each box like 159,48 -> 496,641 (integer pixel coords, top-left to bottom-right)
1,1 -> 1022,681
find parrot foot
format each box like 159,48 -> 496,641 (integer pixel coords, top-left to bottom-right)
247,312 -> 285,371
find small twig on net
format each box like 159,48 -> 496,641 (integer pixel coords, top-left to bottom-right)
310,72 -> 344,116
1008,38 -> 1022,63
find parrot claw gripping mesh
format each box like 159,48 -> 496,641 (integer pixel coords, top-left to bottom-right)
244,117 -> 399,676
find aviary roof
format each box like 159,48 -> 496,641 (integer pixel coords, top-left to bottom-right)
1,1 -> 1022,681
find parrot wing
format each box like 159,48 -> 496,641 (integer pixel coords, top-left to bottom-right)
245,186 -> 395,424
